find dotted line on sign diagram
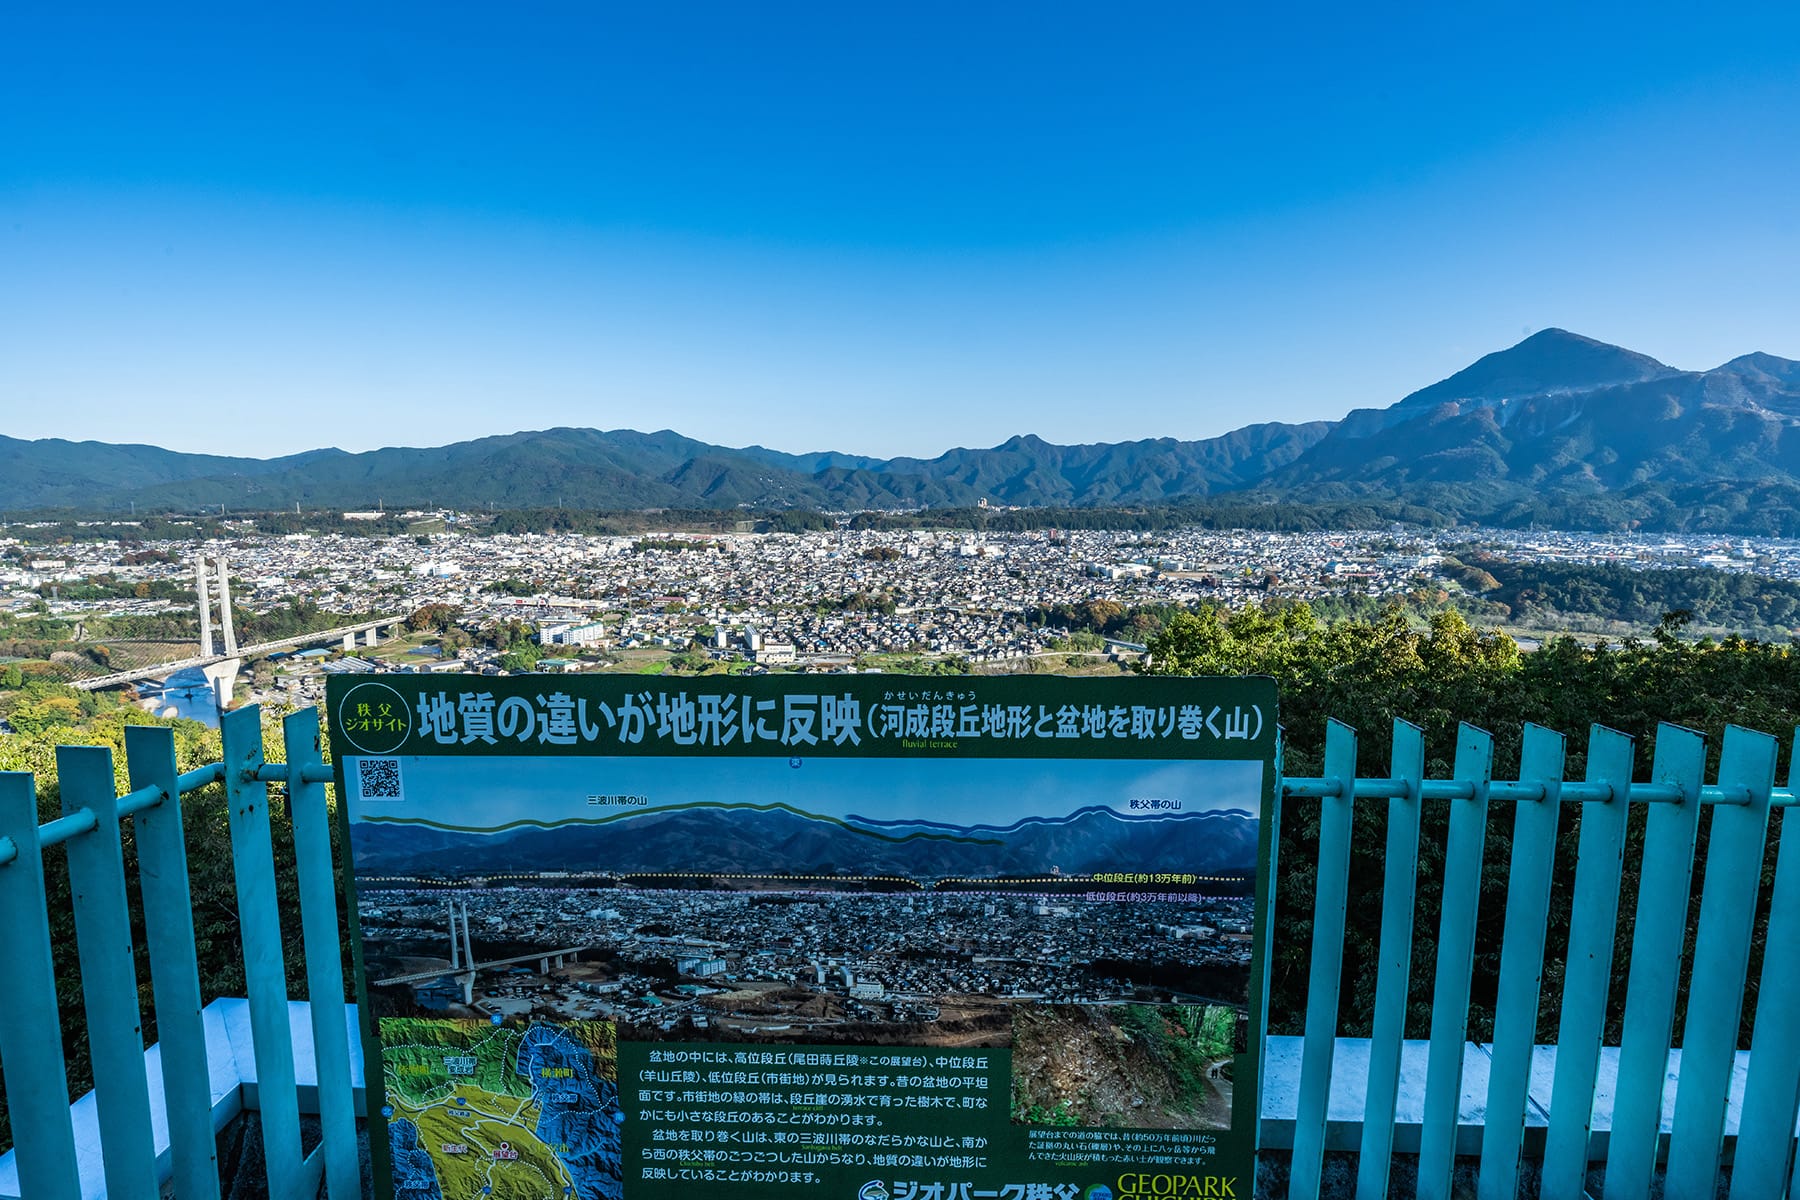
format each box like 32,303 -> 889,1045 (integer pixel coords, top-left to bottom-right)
619,872 -> 925,887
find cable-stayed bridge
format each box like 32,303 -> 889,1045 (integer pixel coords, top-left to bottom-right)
62,553 -> 401,691
69,616 -> 404,691
371,898 -> 589,1004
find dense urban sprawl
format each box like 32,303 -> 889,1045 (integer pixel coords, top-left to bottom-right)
5,516 -> 1799,718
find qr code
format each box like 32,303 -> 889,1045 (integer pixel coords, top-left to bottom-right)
356,757 -> 403,802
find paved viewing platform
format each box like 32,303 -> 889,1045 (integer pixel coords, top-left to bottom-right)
0,1001 -> 365,1200
5,1015 -> 1776,1199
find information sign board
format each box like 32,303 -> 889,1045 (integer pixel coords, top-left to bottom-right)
331,673 -> 1277,1200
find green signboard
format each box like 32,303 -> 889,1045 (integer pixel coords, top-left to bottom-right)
331,673 -> 1277,1200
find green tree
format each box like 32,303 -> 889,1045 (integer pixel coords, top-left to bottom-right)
498,643 -> 542,673
1143,600 -> 1798,1051
406,603 -> 463,633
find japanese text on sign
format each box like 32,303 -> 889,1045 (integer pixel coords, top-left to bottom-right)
411,689 -> 1265,749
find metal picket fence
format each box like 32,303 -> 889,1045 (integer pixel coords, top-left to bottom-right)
0,706 -> 358,1200
1276,719 -> 1800,1200
3,706 -> 1799,1200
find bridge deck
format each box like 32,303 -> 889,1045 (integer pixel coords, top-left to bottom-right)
71,617 -> 403,690
372,947 -> 590,988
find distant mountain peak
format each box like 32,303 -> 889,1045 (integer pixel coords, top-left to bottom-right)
1516,326 -> 1603,347
1395,328 -> 1675,412
1719,351 -> 1800,385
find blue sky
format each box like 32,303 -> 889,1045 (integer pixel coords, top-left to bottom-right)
347,754 -> 1263,829
4,3 -> 1798,457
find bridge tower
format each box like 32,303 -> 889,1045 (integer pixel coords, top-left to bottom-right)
450,899 -> 478,1007
193,556 -> 239,657
195,559 -> 215,658
215,558 -> 238,656
448,900 -> 461,970
190,556 -> 242,714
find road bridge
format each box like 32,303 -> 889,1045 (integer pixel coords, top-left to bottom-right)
71,616 -> 404,691
371,899 -> 590,1004
66,552 -> 405,691
372,947 -> 591,990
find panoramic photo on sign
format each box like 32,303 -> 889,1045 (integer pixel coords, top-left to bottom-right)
330,674 -> 1277,1200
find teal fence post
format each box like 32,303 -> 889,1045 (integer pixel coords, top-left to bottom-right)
1540,725 -> 1635,1200
1252,723 -> 1281,1151
1254,724 -> 1284,1152
1603,723 -> 1706,1200
56,744 -> 160,1200
0,772 -> 82,1200
1477,723 -> 1567,1200
284,707 -> 362,1200
124,724 -> 222,1200
1354,719 -> 1425,1200
1416,722 -> 1492,1200
1727,728 -> 1800,1200
220,705 -> 308,1199
1665,725 -> 1779,1196
1290,719 -> 1357,1197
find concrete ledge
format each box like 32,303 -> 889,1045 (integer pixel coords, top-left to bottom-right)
0,999 -> 364,1200
1258,1035 -> 1778,1159
8,1024 -> 1785,1198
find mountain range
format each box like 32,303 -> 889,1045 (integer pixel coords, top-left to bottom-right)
7,329 -> 1800,530
348,803 -> 1259,881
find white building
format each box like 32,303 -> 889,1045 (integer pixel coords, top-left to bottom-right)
676,956 -> 728,978
753,642 -> 797,665
540,620 -> 607,647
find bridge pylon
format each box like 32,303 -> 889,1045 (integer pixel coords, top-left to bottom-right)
195,559 -> 215,658
201,659 -> 240,716
194,555 -> 239,659
215,558 -> 237,656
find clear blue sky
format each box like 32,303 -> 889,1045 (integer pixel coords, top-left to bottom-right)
4,3 -> 1798,458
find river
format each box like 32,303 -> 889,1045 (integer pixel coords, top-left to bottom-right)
139,666 -> 220,728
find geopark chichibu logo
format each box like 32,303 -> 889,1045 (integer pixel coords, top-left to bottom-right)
334,681 -> 413,755
857,1183 -> 890,1200
1083,1187 -> 1115,1200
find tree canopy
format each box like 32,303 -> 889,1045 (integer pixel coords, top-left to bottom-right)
1143,603 -> 1799,1051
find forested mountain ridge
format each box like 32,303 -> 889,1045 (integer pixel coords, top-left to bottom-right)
1268,330 -> 1800,492
6,329 -> 1800,531
0,423 -> 1338,512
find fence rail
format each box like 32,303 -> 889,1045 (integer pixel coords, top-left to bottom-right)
2,708 -> 1798,1199
0,706 -> 358,1200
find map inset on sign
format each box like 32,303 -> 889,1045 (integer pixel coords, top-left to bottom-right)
380,1017 -> 622,1200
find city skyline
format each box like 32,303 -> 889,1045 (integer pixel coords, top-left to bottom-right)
5,4 -> 1799,458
